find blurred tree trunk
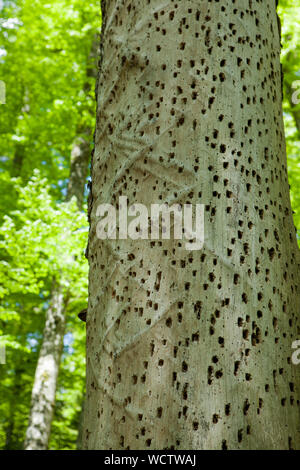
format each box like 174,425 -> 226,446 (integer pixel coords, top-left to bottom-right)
24,285 -> 65,450
83,1 -> 300,450
24,38 -> 99,450
66,131 -> 91,209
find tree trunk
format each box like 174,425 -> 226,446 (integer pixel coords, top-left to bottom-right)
66,132 -> 91,209
83,0 -> 300,450
24,286 -> 65,450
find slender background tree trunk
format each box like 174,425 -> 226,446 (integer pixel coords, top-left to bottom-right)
24,285 -> 65,450
83,0 -> 300,450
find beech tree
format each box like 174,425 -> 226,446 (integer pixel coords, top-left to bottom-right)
24,284 -> 66,450
84,0 -> 300,450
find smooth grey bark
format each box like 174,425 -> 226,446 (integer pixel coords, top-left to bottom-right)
83,0 -> 300,450
24,286 -> 65,450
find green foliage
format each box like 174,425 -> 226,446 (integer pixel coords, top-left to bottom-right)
0,171 -> 88,449
279,0 -> 300,239
0,0 -> 100,450
0,0 -> 100,195
0,170 -> 88,293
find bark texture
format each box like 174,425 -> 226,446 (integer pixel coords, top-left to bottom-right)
83,0 -> 300,450
24,287 -> 65,450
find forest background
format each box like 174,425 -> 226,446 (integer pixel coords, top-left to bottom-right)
0,0 -> 299,450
